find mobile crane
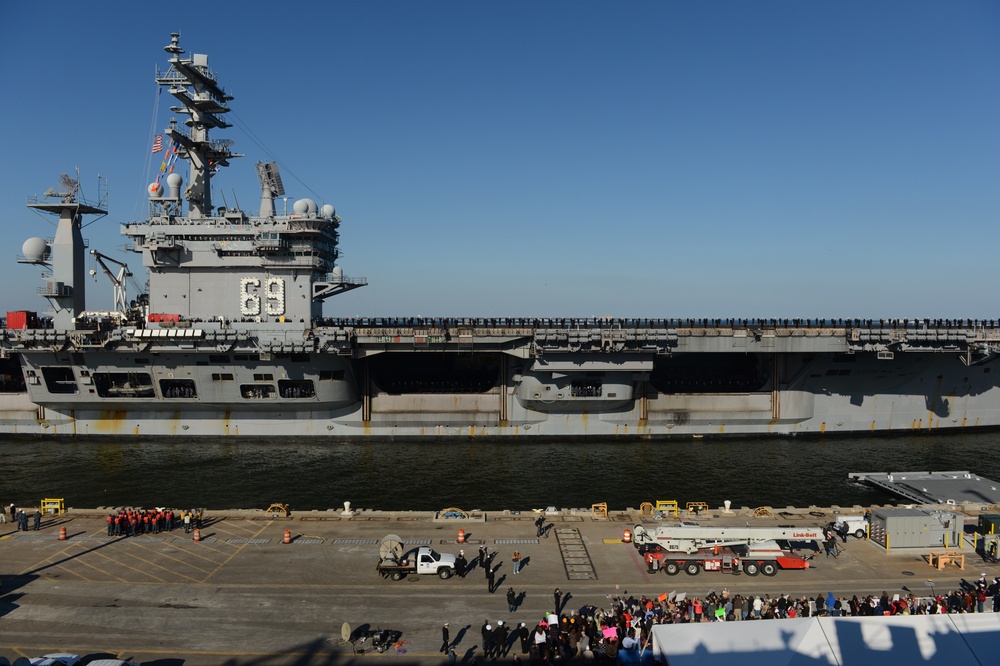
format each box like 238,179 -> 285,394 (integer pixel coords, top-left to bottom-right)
632,524 -> 825,577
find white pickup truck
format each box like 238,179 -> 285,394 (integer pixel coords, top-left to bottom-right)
834,515 -> 869,539
376,534 -> 457,581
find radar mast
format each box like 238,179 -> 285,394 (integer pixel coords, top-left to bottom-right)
155,33 -> 241,218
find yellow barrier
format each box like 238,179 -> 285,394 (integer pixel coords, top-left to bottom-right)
654,500 -> 679,517
265,503 -> 290,517
639,502 -> 654,517
591,502 -> 608,518
41,498 -> 65,515
686,501 -> 709,515
928,550 -> 965,570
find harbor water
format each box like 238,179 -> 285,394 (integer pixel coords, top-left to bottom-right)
2,431 -> 999,512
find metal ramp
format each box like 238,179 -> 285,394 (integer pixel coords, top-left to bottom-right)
555,527 -> 597,580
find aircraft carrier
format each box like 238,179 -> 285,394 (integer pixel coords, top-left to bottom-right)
3,34 -> 1000,439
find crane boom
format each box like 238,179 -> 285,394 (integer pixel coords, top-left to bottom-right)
89,249 -> 132,315
633,524 -> 825,554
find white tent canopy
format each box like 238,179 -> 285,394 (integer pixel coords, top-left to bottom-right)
650,613 -> 1000,665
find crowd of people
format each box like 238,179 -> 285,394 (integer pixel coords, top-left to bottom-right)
450,573 -> 1000,663
105,507 -> 203,536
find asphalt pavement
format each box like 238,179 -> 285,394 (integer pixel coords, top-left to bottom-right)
0,504 -> 991,665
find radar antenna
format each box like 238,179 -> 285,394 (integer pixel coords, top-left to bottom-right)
256,161 -> 285,218
43,172 -> 80,202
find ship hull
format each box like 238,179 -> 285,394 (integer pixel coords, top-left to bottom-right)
1,347 -> 996,437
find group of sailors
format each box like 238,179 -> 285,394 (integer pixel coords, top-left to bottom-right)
380,378 -> 494,394
569,382 -> 603,398
312,316 -> 1000,331
105,508 -> 203,536
278,382 -> 315,398
3,504 -> 40,531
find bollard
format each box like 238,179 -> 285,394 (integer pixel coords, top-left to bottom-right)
284,529 -> 291,544
58,526 -> 67,541
457,528 -> 466,544
623,529 -> 632,543
193,528 -> 201,543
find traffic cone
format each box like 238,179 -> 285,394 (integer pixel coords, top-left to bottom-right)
284,529 -> 291,544
193,528 -> 201,542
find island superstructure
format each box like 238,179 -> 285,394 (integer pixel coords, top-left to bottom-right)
2,34 -> 999,438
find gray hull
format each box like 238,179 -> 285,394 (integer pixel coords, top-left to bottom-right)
2,340 -> 996,437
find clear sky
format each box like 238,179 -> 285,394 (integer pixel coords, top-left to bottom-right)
3,1 -> 999,320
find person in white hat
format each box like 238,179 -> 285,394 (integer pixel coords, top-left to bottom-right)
440,622 -> 450,653
484,624 -> 494,658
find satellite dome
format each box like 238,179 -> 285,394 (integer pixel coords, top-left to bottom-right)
21,237 -> 48,262
331,266 -> 343,279
321,204 -> 336,219
148,181 -> 163,197
293,198 -> 318,216
166,173 -> 183,187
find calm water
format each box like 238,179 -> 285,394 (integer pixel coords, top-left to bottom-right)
0,432 -> 997,512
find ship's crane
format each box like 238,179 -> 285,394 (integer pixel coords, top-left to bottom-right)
88,249 -> 131,316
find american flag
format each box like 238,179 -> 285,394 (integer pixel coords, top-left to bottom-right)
151,135 -> 163,153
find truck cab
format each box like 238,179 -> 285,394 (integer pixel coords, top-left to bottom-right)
412,547 -> 456,575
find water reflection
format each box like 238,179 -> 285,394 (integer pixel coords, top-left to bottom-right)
0,432 -> 997,511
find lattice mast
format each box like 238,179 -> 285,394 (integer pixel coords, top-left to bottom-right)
156,33 -> 241,218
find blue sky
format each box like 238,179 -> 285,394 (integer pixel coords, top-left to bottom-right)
3,1 -> 999,319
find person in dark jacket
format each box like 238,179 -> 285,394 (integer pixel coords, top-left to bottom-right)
496,620 -> 510,656
518,623 -> 530,654
440,623 -> 450,653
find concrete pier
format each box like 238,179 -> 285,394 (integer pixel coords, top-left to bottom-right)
0,502 -> 998,665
